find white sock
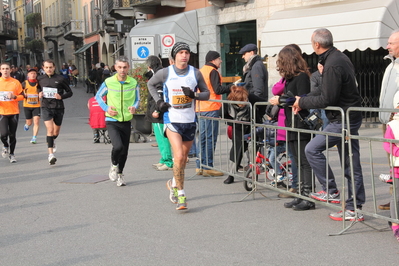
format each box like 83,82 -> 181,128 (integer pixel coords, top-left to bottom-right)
172,177 -> 176,187
178,189 -> 185,196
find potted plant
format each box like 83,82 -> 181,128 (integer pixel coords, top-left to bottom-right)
130,62 -> 152,134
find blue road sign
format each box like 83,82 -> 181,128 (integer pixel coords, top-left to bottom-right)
137,46 -> 149,59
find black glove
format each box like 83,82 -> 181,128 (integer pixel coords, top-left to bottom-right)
156,100 -> 171,113
181,86 -> 195,99
278,94 -> 295,106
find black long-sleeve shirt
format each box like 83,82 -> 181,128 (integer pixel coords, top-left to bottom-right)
37,73 -> 72,109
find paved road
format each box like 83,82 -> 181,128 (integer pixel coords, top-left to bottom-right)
1,83 -> 398,265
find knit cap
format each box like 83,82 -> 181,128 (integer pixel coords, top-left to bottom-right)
205,51 -> 220,62
171,42 -> 190,59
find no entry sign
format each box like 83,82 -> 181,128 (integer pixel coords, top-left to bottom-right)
160,34 -> 175,58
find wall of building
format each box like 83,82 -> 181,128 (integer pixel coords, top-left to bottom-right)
197,0 -> 344,92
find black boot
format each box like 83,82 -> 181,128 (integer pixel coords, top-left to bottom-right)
292,185 -> 315,211
224,175 -> 234,184
292,199 -> 315,211
284,197 -> 302,208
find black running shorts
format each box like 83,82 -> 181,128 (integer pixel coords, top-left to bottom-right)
41,107 -> 64,126
24,107 -> 41,120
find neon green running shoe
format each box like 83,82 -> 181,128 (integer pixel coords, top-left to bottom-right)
166,179 -> 178,204
176,195 -> 187,210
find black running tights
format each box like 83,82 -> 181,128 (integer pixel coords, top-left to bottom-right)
106,121 -> 131,173
0,114 -> 19,154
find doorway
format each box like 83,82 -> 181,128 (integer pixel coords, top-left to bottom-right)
220,20 -> 257,77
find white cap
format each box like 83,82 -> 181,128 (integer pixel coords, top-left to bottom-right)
394,91 -> 399,107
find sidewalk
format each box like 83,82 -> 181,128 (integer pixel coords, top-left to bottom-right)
0,83 -> 398,265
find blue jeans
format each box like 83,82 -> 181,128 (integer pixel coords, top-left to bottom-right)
268,143 -> 286,175
304,116 -> 365,209
196,111 -> 219,169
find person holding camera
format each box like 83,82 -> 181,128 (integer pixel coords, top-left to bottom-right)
293,28 -> 365,221
269,45 -> 314,211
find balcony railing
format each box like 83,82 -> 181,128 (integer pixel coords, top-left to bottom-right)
1,16 -> 18,40
63,20 -> 84,42
130,0 -> 158,5
106,0 -> 135,18
43,26 -> 64,41
106,0 -> 132,10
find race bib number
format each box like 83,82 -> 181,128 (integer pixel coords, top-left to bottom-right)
0,91 -> 11,101
43,87 -> 57,99
172,95 -> 192,109
27,94 -> 39,105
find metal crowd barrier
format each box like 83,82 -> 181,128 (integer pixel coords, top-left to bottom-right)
194,99 -> 254,180
195,99 -> 399,235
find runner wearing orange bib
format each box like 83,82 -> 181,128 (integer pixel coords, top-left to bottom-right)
22,68 -> 41,144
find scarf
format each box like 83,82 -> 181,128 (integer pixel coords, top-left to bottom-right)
242,55 -> 258,74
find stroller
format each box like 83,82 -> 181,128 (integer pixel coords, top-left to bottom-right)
243,120 -> 292,191
88,97 -> 111,144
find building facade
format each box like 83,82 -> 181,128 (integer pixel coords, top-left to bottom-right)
127,0 -> 394,120
8,0 -> 395,116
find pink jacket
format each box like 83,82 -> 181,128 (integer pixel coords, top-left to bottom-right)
271,78 -> 287,141
383,124 -> 399,178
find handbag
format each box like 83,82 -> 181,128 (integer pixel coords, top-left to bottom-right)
298,109 -> 323,130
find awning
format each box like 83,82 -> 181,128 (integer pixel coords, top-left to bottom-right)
111,45 -> 124,57
261,0 -> 399,56
74,41 -> 97,55
129,10 -> 198,53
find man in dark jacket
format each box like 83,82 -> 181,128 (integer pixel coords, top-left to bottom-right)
11,65 -> 25,83
293,28 -> 365,222
239,44 -> 268,100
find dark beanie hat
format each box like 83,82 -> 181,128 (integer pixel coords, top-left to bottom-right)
205,51 -> 220,62
171,42 -> 190,59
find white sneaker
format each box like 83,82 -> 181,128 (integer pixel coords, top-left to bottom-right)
379,173 -> 392,183
157,164 -> 172,171
116,174 -> 126,186
9,154 -> 16,163
2,147 -> 9,158
109,164 -> 118,182
276,174 -> 286,182
48,154 -> 57,165
152,163 -> 163,168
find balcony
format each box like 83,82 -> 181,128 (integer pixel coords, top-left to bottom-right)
208,0 -> 249,8
63,20 -> 84,42
43,26 -> 64,42
0,16 -> 18,43
130,0 -> 185,7
105,0 -> 135,19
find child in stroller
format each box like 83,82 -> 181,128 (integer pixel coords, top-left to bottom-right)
243,118 -> 292,191
88,96 -> 110,144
